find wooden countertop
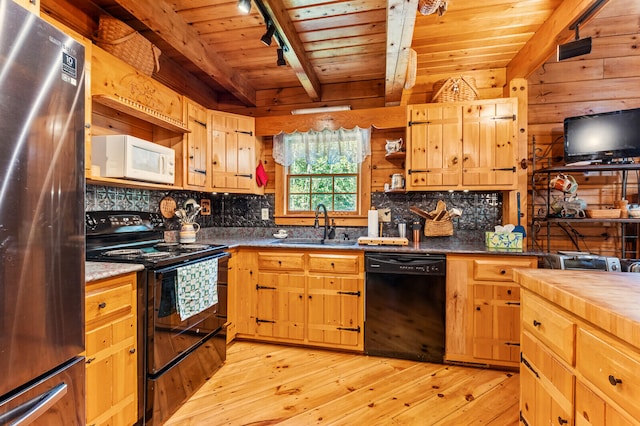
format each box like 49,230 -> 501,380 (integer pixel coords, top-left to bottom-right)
514,269 -> 640,349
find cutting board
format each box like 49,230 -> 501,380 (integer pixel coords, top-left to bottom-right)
357,236 -> 409,246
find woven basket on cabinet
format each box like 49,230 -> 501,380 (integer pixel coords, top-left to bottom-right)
94,16 -> 161,76
424,219 -> 453,237
431,76 -> 479,103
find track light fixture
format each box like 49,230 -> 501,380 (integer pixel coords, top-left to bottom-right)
276,48 -> 286,66
237,0 -> 251,14
557,24 -> 592,61
556,0 -> 606,61
260,24 -> 276,46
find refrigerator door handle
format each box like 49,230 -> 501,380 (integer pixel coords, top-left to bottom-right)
0,383 -> 67,426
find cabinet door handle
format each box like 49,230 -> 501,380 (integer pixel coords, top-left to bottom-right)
337,326 -> 361,333
533,320 -> 541,327
608,375 -> 622,386
98,302 -> 106,309
558,417 -> 568,425
234,129 -> 253,136
499,269 -> 507,275
492,167 -> 517,173
520,354 -> 540,378
492,114 -> 516,121
86,357 -> 96,364
235,173 -> 253,179
129,348 -> 136,354
256,284 -> 276,290
337,291 -> 361,296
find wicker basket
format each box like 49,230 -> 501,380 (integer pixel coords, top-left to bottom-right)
424,219 -> 453,237
94,16 -> 161,76
418,0 -> 443,15
431,76 -> 479,103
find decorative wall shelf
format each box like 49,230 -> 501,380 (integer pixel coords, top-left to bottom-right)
384,151 -> 406,161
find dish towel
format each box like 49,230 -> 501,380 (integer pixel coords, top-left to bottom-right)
175,257 -> 218,321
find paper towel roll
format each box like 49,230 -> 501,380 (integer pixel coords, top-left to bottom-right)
367,209 -> 379,237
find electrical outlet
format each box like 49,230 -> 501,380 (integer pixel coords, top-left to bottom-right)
378,208 -> 391,222
261,208 -> 269,220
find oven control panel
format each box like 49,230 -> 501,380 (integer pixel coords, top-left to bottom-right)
86,211 -> 164,234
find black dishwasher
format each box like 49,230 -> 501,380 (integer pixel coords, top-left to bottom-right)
364,252 -> 446,363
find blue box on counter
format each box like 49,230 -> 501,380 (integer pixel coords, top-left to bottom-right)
485,231 -> 523,251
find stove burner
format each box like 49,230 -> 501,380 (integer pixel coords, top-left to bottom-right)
154,242 -> 180,251
103,249 -> 143,257
179,244 -> 210,250
140,252 -> 171,259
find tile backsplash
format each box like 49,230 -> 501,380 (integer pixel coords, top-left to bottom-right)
86,185 -> 502,236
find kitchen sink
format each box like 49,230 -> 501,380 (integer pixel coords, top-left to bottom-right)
270,238 -> 358,246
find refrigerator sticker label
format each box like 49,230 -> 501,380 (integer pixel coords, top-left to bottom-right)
62,52 -> 78,86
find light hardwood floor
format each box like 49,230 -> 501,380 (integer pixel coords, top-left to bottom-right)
164,341 -> 520,425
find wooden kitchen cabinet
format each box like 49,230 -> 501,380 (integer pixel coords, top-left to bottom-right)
85,272 -> 137,426
183,99 -> 209,189
517,272 -> 640,426
406,98 -> 518,191
445,254 -> 537,368
12,0 -> 39,15
209,110 -> 264,194
232,248 -> 364,351
307,253 -> 363,349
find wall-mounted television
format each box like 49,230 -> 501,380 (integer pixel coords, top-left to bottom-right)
564,107 -> 640,164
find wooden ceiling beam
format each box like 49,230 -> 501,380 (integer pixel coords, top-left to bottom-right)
506,0 -> 611,81
385,0 -> 419,106
111,0 -> 257,106
260,0 -> 322,101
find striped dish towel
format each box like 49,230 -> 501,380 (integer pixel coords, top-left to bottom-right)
176,257 -> 218,321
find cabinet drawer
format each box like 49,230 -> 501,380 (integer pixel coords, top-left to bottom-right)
86,277 -> 134,324
576,327 -> 640,420
257,252 -> 304,271
308,254 -> 360,274
473,257 -> 536,281
522,292 -> 576,365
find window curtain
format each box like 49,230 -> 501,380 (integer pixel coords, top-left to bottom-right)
272,126 -> 371,167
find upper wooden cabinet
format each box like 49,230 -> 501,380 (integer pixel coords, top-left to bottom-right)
183,99 -> 209,190
406,98 -> 518,191
209,110 -> 264,194
12,0 -> 39,15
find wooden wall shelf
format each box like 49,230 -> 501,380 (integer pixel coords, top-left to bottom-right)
385,151 -> 406,160
93,94 -> 190,133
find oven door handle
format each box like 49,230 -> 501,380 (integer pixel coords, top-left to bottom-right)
153,252 -> 230,275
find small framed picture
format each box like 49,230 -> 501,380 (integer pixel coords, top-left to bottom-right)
200,199 -> 211,215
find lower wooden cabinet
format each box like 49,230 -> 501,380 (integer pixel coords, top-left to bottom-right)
233,248 -> 364,351
519,285 -> 640,426
445,254 -> 537,368
85,273 -> 137,426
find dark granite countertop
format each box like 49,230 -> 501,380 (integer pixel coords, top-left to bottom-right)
199,236 -> 543,256
86,261 -> 144,283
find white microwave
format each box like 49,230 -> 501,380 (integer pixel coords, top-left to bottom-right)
92,135 -> 175,184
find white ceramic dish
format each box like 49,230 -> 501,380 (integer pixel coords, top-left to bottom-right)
273,233 -> 288,239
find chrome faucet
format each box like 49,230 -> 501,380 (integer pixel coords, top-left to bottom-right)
314,203 -> 330,242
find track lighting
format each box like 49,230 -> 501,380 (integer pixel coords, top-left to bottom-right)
277,48 -> 286,66
237,0 -> 251,14
260,24 -> 276,46
557,24 -> 592,61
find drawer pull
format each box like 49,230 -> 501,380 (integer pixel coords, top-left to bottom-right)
129,348 -> 136,354
98,302 -> 106,309
558,417 -> 568,425
532,320 -> 541,327
608,375 -> 622,386
500,269 -> 507,275
86,357 -> 96,364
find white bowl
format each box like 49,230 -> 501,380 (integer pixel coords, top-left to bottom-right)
628,208 -> 640,218
273,233 -> 288,239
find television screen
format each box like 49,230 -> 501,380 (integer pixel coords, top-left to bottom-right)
564,107 -> 640,164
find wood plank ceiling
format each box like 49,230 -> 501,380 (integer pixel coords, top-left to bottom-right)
41,0 -> 608,113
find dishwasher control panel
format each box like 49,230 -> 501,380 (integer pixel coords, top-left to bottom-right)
365,253 -> 446,276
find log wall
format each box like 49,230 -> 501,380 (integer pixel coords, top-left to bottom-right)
527,0 -> 640,257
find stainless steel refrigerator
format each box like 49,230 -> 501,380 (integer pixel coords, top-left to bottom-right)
0,0 -> 86,423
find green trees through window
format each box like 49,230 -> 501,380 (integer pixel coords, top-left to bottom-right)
288,155 -> 358,212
